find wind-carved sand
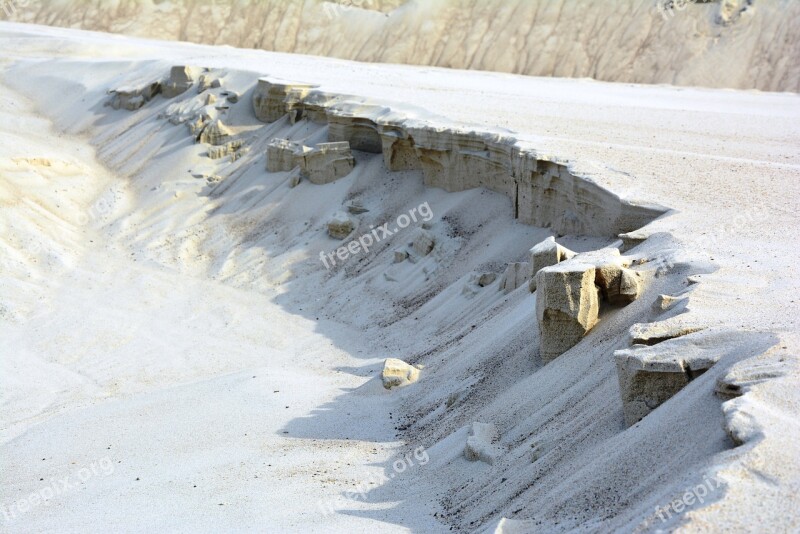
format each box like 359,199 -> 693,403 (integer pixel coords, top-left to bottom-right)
2,25 -> 798,533
131,66 -> 668,383
99,63 -> 783,523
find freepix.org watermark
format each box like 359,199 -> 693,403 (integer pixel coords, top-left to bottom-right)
320,201 -> 433,270
2,456 -> 115,523
655,474 -> 722,523
317,446 -> 429,516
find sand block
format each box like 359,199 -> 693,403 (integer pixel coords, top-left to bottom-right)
535,259 -> 599,363
327,212 -> 355,240
207,140 -> 243,160
266,138 -> 307,172
615,329 -> 719,426
328,112 -> 384,153
500,262 -> 530,293
591,248 -> 641,304
381,358 -> 420,389
478,272 -> 497,287
464,422 -> 501,465
252,77 -> 318,123
162,66 -> 199,98
412,229 -> 435,256
109,80 -> 161,111
198,119 -> 234,146
528,237 -> 576,291
300,142 -> 355,185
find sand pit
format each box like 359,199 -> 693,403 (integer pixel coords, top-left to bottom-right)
0,20 -> 798,533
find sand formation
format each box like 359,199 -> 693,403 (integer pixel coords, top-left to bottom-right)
464,422 -> 502,465
382,358 -> 422,389
106,62 -> 733,464
267,138 -> 355,185
3,15 -> 794,525
250,77 -> 665,236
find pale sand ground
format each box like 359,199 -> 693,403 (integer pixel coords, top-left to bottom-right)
0,22 -> 798,533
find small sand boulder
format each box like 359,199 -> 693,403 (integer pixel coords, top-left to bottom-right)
615,332 -> 715,427
593,249 -> 641,305
478,272 -> 497,287
162,66 -> 199,98
393,250 -> 408,263
529,237 -> 576,291
207,140 -> 243,160
198,119 -> 234,146
411,229 -> 435,256
464,422 -> 501,465
197,73 -> 213,93
187,114 -> 210,136
381,358 -> 420,389
616,268 -> 642,304
109,81 -> 161,111
500,262 -> 529,293
300,142 -> 355,185
327,212 -> 355,240
266,138 -> 306,173
652,294 -> 686,312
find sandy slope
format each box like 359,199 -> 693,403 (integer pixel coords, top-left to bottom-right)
1,23 -> 799,533
3,0 -> 800,92
0,75 -> 444,532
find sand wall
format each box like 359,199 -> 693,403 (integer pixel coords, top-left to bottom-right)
5,0 -> 800,92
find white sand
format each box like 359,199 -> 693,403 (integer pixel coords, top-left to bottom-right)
0,22 -> 798,533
